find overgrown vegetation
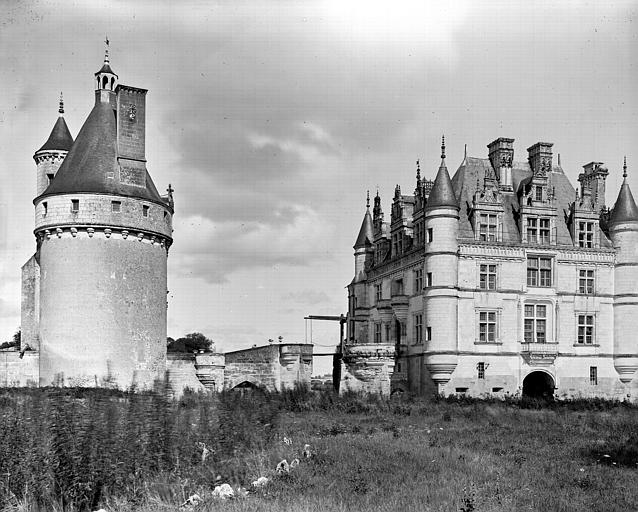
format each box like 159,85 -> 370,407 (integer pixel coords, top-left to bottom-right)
0,386 -> 636,511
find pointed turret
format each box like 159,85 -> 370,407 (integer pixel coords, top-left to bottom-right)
353,192 -> 374,283
609,158 -> 638,384
354,191 -> 374,249
33,93 -> 74,196
426,136 -> 458,210
39,49 -> 165,205
609,157 -> 638,226
36,93 -> 73,153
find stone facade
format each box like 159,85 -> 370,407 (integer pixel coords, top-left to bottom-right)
224,344 -> 313,392
344,137 -> 638,400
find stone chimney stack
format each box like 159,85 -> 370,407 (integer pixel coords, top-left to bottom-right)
487,137 -> 514,191
527,142 -> 553,176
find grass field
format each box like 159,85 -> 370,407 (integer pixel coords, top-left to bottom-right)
0,387 -> 636,511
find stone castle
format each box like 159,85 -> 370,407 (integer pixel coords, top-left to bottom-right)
0,49 -> 314,394
341,137 -> 638,400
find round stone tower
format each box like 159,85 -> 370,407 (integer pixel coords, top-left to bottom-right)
608,158 -> 638,385
423,137 -> 460,393
31,48 -> 174,388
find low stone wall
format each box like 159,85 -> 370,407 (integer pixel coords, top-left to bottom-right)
194,353 -> 225,391
166,353 -> 205,398
224,344 -> 313,391
0,350 -> 39,387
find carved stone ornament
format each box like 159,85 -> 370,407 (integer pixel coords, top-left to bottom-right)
87,228 -> 94,237
121,230 -> 129,239
128,104 -> 137,121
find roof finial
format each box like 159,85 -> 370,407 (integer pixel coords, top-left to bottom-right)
366,190 -> 370,209
104,35 -> 110,63
416,159 -> 421,181
623,156 -> 628,179
441,135 -> 446,159
58,92 -> 64,114
558,153 -> 561,166
464,143 -> 467,160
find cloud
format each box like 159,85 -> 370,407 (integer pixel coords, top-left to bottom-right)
282,290 -> 332,306
170,207 -> 336,283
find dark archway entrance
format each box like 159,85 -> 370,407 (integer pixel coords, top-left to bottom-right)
522,371 -> 555,399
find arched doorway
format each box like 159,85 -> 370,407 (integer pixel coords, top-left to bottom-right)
522,371 -> 555,399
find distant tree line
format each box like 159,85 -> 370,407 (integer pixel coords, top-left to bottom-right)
167,332 -> 214,353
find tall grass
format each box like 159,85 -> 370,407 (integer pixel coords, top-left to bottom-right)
0,386 -> 636,511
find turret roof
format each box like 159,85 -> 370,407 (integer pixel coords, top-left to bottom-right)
354,208 -> 373,249
609,179 -> 638,226
36,116 -> 73,153
426,162 -> 458,210
426,136 -> 459,210
37,100 -> 164,204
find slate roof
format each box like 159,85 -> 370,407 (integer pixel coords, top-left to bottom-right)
609,179 -> 638,225
426,160 -> 458,210
451,156 -> 612,248
354,209 -> 373,249
37,100 -> 164,204
36,116 -> 73,153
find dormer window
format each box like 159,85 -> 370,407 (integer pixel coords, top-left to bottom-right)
478,213 -> 497,241
578,222 -> 594,248
535,186 -> 543,202
526,217 -> 550,244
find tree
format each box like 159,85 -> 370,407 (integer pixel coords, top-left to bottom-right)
167,332 -> 214,353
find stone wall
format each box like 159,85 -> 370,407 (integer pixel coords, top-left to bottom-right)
224,344 -> 313,392
0,351 -> 39,387
194,353 -> 225,391
166,353 -> 205,398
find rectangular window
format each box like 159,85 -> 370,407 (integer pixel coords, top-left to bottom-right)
426,272 -> 433,288
478,213 -> 497,241
397,235 -> 403,255
71,199 -> 79,213
578,222 -> 594,248
527,217 -> 537,242
143,205 -> 149,217
47,173 -> 55,184
42,202 -> 48,217
415,222 -> 423,246
374,323 -> 382,343
477,362 -> 485,379
577,314 -> 594,345
527,256 -> 552,287
385,323 -> 391,342
590,366 -> 598,386
425,326 -> 432,341
535,186 -> 543,202
393,279 -> 404,296
414,314 -> 423,343
539,218 -> 550,244
478,311 -> 497,342
427,228 -> 433,243
479,264 -> 497,290
524,304 -> 547,343
578,269 -> 594,294
111,201 -> 121,213
414,269 -> 423,292
375,284 -> 382,303
527,217 -> 551,244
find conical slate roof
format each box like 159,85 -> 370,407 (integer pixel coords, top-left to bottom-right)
354,209 -> 373,249
426,162 -> 458,209
609,179 -> 638,226
36,116 -> 73,153
38,100 -> 163,204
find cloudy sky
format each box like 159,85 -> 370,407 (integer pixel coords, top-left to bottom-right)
0,1 -> 636,373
